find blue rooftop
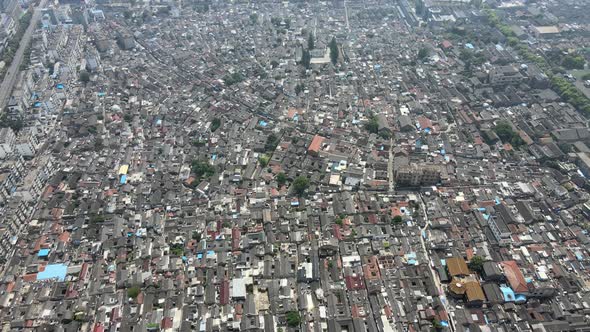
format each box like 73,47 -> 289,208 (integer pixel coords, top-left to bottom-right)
37,263 -> 67,281
258,120 -> 268,127
56,84 -> 64,89
120,174 -> 127,184
38,249 -> 50,257
500,286 -> 515,302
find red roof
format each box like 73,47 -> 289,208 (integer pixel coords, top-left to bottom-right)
418,116 -> 433,130
220,280 -> 230,305
308,135 -> 325,154
501,260 -> 528,293
345,275 -> 365,290
232,228 -> 241,251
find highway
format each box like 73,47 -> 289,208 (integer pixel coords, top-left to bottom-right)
0,0 -> 47,110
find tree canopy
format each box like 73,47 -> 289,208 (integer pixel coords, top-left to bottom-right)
210,118 -> 221,132
292,176 -> 310,196
300,49 -> 311,69
191,160 -> 215,180
468,255 -> 485,274
286,311 -> 301,327
329,37 -> 338,65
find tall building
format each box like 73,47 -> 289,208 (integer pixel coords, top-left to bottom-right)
394,164 -> 441,187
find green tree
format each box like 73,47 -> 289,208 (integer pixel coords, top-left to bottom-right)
392,215 -> 403,224
494,121 -> 515,142
0,113 -> 24,132
286,311 -> 301,327
418,47 -> 429,60
127,286 -> 141,299
192,231 -> 201,242
191,160 -> 215,180
562,54 -> 585,70
365,116 -> 379,134
307,33 -> 314,50
295,83 -> 305,95
276,172 -> 287,186
329,37 -> 339,65
264,133 -> 280,152
224,72 -> 244,86
79,70 -> 90,83
249,13 -> 258,24
300,49 -> 311,69
210,117 -> 221,132
468,255 -> 485,274
258,154 -> 270,167
292,176 -> 310,196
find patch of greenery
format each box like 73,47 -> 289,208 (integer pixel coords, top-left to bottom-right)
365,116 -> 379,134
0,113 -> 24,132
276,172 -> 287,186
292,176 -> 310,196
210,117 -> 221,132
191,160 -> 215,180
295,83 -> 305,95
300,49 -> 311,69
562,54 -> 586,70
264,133 -> 280,152
79,70 -> 90,83
418,47 -> 429,60
286,311 -> 301,327
468,255 -> 485,274
223,72 -> 244,86
494,121 -> 525,147
551,76 -> 590,115
258,154 -> 270,167
169,243 -> 184,256
329,37 -> 338,65
127,286 -> 141,299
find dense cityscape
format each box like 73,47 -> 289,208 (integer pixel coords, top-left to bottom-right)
0,0 -> 590,330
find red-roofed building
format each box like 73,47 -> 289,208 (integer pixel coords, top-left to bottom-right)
501,260 -> 528,293
345,275 -> 365,290
220,279 -> 230,305
161,317 -> 173,329
308,135 -> 325,156
93,323 -> 105,332
232,228 -> 241,251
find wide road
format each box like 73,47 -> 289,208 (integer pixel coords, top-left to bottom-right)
0,0 -> 47,110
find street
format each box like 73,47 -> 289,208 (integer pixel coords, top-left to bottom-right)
0,0 -> 48,110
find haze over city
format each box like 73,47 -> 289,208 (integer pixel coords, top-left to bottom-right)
0,0 -> 589,331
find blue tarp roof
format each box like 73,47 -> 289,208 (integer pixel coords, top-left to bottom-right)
38,249 -> 50,257
37,264 -> 67,281
120,175 -> 127,184
500,286 -> 515,302
56,84 -> 64,89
